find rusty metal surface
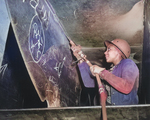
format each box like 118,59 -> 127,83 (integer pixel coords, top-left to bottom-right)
4,0 -> 80,108
0,105 -> 150,120
49,0 -> 144,47
0,0 -> 144,109
141,0 -> 150,104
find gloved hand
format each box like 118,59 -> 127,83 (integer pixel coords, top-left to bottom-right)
90,65 -> 105,76
70,40 -> 86,61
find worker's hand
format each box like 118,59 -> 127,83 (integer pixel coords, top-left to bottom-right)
70,40 -> 86,60
90,65 -> 105,76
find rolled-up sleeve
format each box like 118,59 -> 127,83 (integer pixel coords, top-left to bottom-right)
78,62 -> 95,88
100,60 -> 139,94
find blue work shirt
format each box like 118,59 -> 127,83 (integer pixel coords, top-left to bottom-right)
78,59 -> 139,105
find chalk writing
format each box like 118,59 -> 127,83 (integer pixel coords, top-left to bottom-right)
29,0 -> 49,30
0,64 -> 8,78
29,15 -> 45,63
48,76 -> 58,87
54,57 -> 66,78
26,0 -> 79,107
36,4 -> 50,30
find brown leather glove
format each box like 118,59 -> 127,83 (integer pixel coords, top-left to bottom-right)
70,40 -> 86,61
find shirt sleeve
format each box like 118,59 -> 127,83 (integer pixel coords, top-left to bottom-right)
100,60 -> 139,94
78,62 -> 95,88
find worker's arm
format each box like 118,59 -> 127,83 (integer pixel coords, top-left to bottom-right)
99,60 -> 139,94
78,62 -> 95,88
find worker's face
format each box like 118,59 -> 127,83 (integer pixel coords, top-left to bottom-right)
104,44 -> 120,63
